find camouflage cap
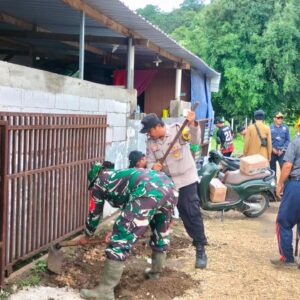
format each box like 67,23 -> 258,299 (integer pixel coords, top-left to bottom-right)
87,161 -> 114,189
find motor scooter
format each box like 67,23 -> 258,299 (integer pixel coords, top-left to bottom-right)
198,151 -> 276,218
209,150 -> 277,202
220,155 -> 240,172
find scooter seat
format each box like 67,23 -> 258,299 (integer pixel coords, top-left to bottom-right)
224,169 -> 271,185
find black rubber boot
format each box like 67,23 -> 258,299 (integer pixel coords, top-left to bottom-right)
80,259 -> 124,300
144,251 -> 166,279
195,244 -> 207,269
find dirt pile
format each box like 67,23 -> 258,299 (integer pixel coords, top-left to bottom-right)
36,229 -> 198,299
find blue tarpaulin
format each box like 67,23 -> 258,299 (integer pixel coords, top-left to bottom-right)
191,69 -> 214,121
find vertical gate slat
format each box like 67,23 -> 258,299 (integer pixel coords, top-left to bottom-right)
0,113 -> 107,286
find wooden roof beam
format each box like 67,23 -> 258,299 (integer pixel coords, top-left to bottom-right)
61,0 -> 190,66
0,11 -> 33,30
62,0 -> 131,36
0,11 -> 113,58
0,30 -> 139,45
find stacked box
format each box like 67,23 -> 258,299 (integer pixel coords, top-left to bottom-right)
240,154 -> 269,175
169,100 -> 191,117
209,178 -> 227,203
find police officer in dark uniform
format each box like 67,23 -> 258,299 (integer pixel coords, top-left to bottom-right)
271,117 -> 300,267
270,112 -> 290,178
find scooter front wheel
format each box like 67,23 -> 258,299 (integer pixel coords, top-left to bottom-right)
242,192 -> 269,218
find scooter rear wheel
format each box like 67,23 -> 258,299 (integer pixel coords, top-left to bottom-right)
243,192 -> 269,218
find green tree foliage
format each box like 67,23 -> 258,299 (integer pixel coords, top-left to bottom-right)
137,0 -> 300,123
136,2 -> 203,34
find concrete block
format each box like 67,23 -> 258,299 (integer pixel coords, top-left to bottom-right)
79,97 -> 99,112
21,107 -> 49,113
106,127 -> 113,143
112,126 -> 126,142
0,106 -> 22,112
0,63 -> 10,86
107,113 -> 127,127
55,94 -> 80,110
0,86 -> 22,106
98,100 -> 109,113
23,90 -> 55,108
105,141 -> 128,169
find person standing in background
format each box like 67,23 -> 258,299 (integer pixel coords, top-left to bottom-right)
271,117 -> 300,267
270,112 -> 290,178
243,109 -> 272,161
215,117 -> 234,157
128,150 -> 147,168
237,125 -> 247,137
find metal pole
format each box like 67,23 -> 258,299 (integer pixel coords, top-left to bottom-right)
175,69 -> 182,100
231,118 -> 234,130
126,37 -> 135,90
79,11 -> 85,80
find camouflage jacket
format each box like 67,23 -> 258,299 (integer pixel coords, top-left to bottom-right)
85,168 -> 175,236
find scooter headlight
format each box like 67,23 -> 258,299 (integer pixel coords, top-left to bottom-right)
270,179 -> 276,187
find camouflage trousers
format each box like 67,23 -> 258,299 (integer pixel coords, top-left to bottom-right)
106,192 -> 176,261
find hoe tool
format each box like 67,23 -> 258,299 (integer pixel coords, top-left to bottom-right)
47,237 -> 106,275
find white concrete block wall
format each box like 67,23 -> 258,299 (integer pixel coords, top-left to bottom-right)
112,126 -> 127,142
107,113 -> 127,127
0,61 -> 137,217
56,94 -> 80,110
0,86 -> 22,107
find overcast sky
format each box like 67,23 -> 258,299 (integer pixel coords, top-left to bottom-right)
122,0 -> 185,12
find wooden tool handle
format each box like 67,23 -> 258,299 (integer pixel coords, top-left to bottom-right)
59,237 -> 102,247
159,101 -> 199,165
295,227 -> 299,257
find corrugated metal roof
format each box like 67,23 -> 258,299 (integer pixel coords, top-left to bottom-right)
87,0 -> 220,79
0,0 -> 220,81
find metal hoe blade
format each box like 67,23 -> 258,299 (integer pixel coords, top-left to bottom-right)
47,245 -> 64,274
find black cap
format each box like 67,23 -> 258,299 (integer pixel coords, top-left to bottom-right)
128,151 -> 145,168
254,109 -> 265,120
237,125 -> 246,133
140,113 -> 163,133
214,116 -> 225,124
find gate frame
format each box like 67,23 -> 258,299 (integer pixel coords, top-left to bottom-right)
0,121 -> 8,287
0,113 -> 107,287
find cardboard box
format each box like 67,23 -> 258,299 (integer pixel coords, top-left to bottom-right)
209,178 -> 227,203
240,154 -> 269,175
169,100 -> 191,117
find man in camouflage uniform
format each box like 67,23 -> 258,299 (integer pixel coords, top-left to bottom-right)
79,164 -> 176,300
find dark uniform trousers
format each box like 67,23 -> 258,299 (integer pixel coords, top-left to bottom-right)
276,180 -> 300,262
270,153 -> 285,175
177,182 -> 207,246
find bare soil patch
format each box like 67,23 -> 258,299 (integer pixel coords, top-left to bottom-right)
35,229 -> 197,300
6,203 -> 300,300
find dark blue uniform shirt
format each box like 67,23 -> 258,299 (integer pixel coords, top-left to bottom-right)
270,123 -> 290,150
283,134 -> 300,177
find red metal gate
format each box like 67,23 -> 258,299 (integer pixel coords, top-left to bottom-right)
0,113 -> 107,286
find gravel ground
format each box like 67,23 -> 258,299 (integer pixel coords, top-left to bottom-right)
7,286 -> 82,300
7,202 -> 300,300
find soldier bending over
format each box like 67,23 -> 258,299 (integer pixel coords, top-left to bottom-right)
79,162 -> 176,300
